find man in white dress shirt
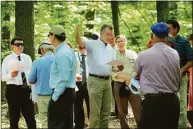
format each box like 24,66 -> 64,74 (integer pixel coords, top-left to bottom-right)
2,36 -> 36,129
74,46 -> 90,129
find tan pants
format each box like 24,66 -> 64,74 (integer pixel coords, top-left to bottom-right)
114,81 -> 141,128
87,76 -> 112,128
37,95 -> 51,128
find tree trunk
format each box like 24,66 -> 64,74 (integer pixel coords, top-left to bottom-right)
156,1 -> 169,22
1,2 -> 11,102
111,1 -> 120,37
15,1 -> 34,60
84,9 -> 96,38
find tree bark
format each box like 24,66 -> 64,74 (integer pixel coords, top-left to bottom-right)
111,1 -> 120,37
1,2 -> 11,102
84,9 -> 95,38
15,1 -> 34,60
156,1 -> 169,22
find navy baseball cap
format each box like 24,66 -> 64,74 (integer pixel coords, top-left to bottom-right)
151,22 -> 169,38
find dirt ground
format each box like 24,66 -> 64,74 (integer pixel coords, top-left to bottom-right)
1,101 -> 137,128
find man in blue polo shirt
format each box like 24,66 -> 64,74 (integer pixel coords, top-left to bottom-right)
28,40 -> 54,128
166,19 -> 193,128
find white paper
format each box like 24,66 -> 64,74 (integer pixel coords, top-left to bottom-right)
9,59 -> 29,72
31,84 -> 38,102
9,59 -> 21,72
75,86 -> 79,92
107,60 -> 123,66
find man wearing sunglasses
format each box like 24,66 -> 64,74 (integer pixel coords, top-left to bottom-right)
2,36 -> 36,129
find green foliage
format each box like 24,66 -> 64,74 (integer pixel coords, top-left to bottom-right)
1,1 -> 192,59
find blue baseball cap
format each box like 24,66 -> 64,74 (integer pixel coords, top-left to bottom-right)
151,22 -> 169,38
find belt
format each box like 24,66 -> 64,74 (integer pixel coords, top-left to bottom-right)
144,92 -> 177,98
52,87 -> 75,92
89,74 -> 110,80
7,84 -> 30,88
76,81 -> 87,85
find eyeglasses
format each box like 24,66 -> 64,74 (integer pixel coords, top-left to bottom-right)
47,32 -> 53,37
116,40 -> 125,43
168,27 -> 174,30
14,43 -> 24,47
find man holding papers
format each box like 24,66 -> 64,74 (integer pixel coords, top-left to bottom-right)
2,36 -> 36,129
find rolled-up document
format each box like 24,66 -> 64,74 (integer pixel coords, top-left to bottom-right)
128,76 -> 140,94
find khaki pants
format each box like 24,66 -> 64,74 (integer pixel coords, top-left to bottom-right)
87,76 -> 112,128
178,75 -> 188,128
37,95 -> 51,128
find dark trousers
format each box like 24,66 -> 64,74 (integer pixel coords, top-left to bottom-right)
48,88 -> 75,129
187,111 -> 193,127
74,82 -> 90,129
114,81 -> 141,129
139,93 -> 180,129
5,84 -> 36,129
111,80 -> 118,115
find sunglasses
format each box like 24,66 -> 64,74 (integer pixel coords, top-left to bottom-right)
47,32 -> 53,37
14,43 -> 24,47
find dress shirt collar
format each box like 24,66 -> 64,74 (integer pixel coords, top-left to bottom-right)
78,51 -> 87,56
152,42 -> 166,48
43,52 -> 53,57
12,52 -> 24,58
100,39 -> 108,46
55,42 -> 65,53
175,35 -> 180,40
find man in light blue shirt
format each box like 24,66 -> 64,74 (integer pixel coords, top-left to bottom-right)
47,25 -> 76,129
28,40 -> 54,128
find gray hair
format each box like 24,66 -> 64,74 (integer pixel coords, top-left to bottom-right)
40,40 -> 54,51
100,24 -> 113,33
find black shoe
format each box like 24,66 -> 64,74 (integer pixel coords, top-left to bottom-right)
84,123 -> 89,129
110,111 -> 116,116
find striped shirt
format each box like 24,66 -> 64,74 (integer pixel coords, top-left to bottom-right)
135,42 -> 180,95
85,39 -> 114,76
175,35 -> 193,68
